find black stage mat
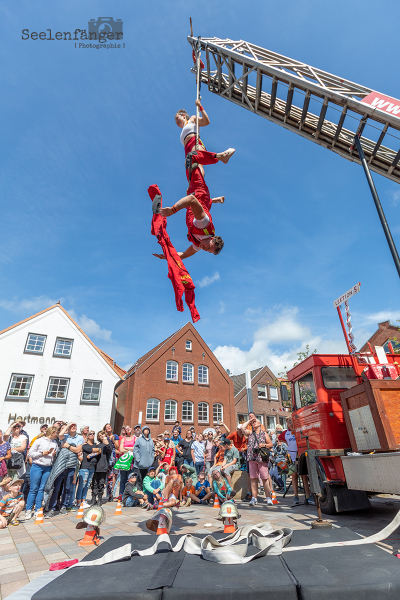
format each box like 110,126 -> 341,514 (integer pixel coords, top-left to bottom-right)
32,529 -> 400,600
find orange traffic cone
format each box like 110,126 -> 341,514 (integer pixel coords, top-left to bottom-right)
156,513 -> 169,535
78,525 -> 100,547
213,495 -> 220,509
76,502 -> 85,519
271,490 -> 278,505
114,499 -> 122,516
158,497 -> 164,508
223,516 -> 236,534
34,507 -> 44,525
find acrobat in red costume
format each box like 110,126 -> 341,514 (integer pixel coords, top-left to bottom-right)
154,166 -> 225,260
174,101 -> 235,181
148,184 -> 200,323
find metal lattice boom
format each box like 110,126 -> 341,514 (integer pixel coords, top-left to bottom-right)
188,36 -> 400,184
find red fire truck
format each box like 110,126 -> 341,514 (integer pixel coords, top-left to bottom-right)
286,346 -> 400,514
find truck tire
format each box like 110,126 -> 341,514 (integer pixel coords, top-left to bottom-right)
319,482 -> 337,515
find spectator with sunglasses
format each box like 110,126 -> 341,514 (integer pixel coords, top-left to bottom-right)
76,430 -> 101,508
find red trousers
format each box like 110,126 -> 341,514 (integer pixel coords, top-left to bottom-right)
184,136 -> 218,181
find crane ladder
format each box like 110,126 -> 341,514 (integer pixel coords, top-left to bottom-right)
188,36 -> 400,184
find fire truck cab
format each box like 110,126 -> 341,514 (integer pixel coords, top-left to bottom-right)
287,350 -> 400,514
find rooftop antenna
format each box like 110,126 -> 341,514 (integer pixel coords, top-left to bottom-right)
190,17 -> 193,37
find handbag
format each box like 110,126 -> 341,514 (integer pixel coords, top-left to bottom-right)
251,433 -> 270,463
6,452 -> 24,470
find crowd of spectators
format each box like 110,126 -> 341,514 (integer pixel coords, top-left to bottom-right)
0,414 -> 314,526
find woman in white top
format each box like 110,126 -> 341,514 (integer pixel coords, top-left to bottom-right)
25,426 -> 59,519
4,422 -> 27,479
175,100 -> 235,178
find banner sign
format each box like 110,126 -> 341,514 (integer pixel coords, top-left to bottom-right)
361,92 -> 400,118
334,283 -> 360,355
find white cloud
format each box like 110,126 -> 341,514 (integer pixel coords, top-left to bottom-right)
357,310 -> 400,325
69,310 -> 112,341
213,307 -> 347,375
388,188 -> 400,206
0,295 -> 62,313
219,301 -> 226,314
198,272 -> 220,288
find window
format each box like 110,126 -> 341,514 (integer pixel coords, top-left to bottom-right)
321,367 -> 358,390
7,374 -> 34,400
45,377 -> 70,402
279,417 -> 287,429
198,365 -> 209,384
54,338 -> 73,357
165,400 -> 177,421
183,363 -> 194,382
166,360 -> 178,381
81,380 -> 102,404
25,334 -> 46,354
182,401 -> 193,422
213,403 -> 223,423
198,402 -> 209,423
267,416 -> 276,430
186,340 -> 192,351
294,372 -> 317,409
257,384 -> 267,398
146,398 -> 160,421
270,386 -> 278,400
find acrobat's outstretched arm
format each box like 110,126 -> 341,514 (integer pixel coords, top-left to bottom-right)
153,246 -> 197,261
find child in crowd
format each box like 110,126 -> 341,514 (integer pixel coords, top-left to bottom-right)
0,476 -> 12,502
212,470 -> 236,505
143,467 -> 164,510
122,472 -> 148,508
180,477 -> 195,507
156,462 -> 169,487
0,479 -> 25,528
193,471 -> 214,505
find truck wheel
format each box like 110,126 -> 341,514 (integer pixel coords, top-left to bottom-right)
319,483 -> 337,515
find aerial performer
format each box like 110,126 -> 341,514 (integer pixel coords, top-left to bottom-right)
153,101 -> 235,260
175,100 -> 235,181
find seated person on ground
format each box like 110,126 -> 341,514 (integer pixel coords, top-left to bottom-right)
143,466 -> 164,509
0,479 -> 25,528
122,472 -> 148,508
212,470 -> 236,504
193,471 -> 214,505
180,463 -> 198,486
220,438 -> 239,486
162,476 -> 182,508
156,462 -> 169,487
180,477 -> 196,507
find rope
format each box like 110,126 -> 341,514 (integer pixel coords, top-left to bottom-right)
195,37 -> 202,151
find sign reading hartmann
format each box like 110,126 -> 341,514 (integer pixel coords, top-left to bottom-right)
361,92 -> 400,117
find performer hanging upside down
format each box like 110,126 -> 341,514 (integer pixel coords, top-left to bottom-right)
175,100 -> 235,179
154,166 -> 225,259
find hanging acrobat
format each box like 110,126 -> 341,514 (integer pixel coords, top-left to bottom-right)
153,41 -> 235,261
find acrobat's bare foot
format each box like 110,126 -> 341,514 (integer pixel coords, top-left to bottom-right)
212,196 -> 225,204
216,148 -> 235,164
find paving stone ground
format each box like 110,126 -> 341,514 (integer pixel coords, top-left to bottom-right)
1,491 -> 399,599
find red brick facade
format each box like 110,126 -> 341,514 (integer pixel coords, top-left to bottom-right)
360,321 -> 400,353
115,323 -> 235,436
233,366 -> 289,430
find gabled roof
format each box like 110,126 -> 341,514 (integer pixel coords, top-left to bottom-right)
126,323 -> 188,374
231,367 -> 264,397
0,304 -> 126,378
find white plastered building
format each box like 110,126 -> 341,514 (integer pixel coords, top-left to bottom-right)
0,304 -> 125,438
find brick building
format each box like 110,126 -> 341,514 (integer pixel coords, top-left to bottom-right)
115,323 -> 235,436
360,320 -> 400,353
232,366 -> 288,430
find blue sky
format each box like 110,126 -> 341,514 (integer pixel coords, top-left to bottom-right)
0,0 -> 399,375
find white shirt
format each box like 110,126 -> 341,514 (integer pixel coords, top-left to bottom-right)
28,437 -> 58,466
284,430 -> 298,461
191,214 -> 212,252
